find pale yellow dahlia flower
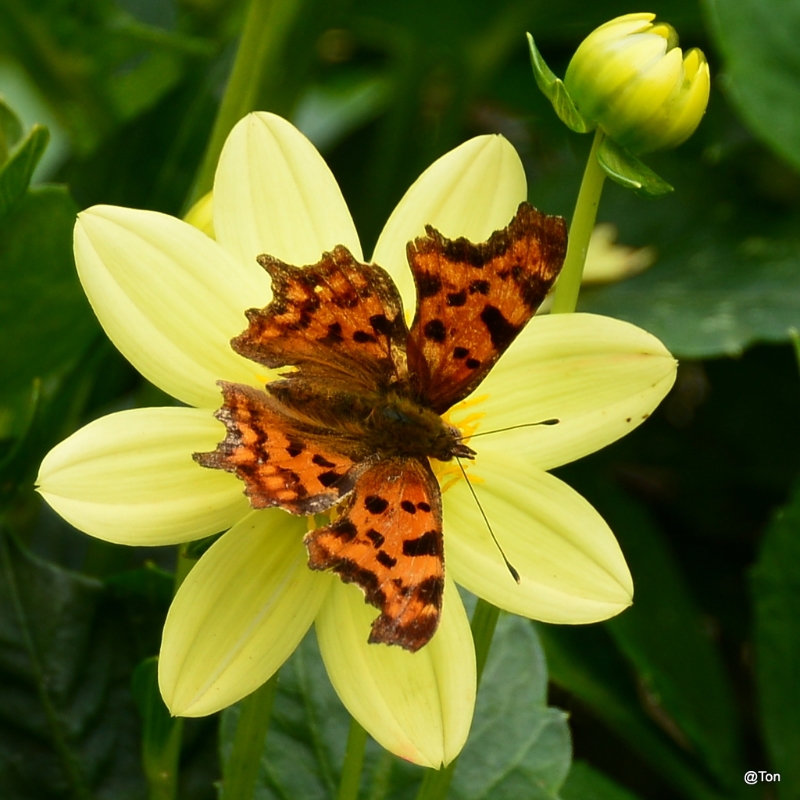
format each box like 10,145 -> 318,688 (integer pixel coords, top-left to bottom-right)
37,112 -> 676,767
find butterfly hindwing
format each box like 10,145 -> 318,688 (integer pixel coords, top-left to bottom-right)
194,382 -> 369,514
305,456 -> 444,652
405,202 -> 567,412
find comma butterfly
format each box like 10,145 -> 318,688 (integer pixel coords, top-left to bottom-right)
195,202 -> 567,651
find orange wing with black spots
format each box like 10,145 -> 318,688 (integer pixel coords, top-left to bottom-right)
405,202 -> 567,413
305,457 -> 443,652
233,245 -> 409,393
194,382 -> 372,515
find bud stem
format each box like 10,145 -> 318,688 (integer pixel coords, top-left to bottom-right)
551,128 -> 607,314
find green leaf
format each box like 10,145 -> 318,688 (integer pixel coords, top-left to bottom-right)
596,137 -> 674,198
0,124 -> 50,218
560,761 -> 643,800
293,71 -> 390,153
0,380 -> 41,470
598,483 -> 743,788
0,98 -> 24,164
0,185 -> 100,396
449,616 -> 571,800
537,623 -> 729,800
578,225 -> 800,358
0,529 -> 146,799
705,0 -> 800,171
526,32 -> 591,134
751,478 -> 800,797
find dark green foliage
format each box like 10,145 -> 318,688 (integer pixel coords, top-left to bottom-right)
752,480 -> 800,799
218,615 -> 570,800
0,530 -> 147,799
0,187 -> 98,397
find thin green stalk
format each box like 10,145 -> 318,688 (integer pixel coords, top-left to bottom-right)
133,657 -> 184,800
789,328 -> 800,377
221,674 -> 280,800
186,0 -> 303,207
145,719 -> 183,800
337,717 -> 368,800
414,599 -> 501,800
134,550 -> 195,800
550,129 -> 607,315
173,547 -> 196,594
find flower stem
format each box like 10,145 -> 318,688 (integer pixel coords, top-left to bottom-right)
336,717 -> 368,800
173,548 -> 195,594
133,657 -> 183,800
469,598 -> 502,684
550,128 -> 607,315
221,674 -> 280,800
187,0 -> 303,207
413,598 -> 501,800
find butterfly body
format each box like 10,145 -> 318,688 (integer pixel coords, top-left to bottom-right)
196,202 -> 567,651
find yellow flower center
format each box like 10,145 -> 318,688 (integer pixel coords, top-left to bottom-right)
432,393 -> 489,493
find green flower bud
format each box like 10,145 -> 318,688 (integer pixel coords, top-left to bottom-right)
564,13 -> 710,154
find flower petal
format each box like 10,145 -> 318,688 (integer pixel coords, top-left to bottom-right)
316,578 -> 475,767
37,407 -> 249,545
160,509 -> 331,717
214,112 -> 362,270
470,313 -> 676,470
75,206 -> 271,407
445,452 -> 632,623
184,191 -> 215,238
371,135 -> 527,310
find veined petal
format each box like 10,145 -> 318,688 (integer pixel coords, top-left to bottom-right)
214,112 -> 362,270
445,452 -> 632,623
36,407 -> 248,545
160,509 -> 331,717
75,206 -> 271,408
316,578 -> 475,768
371,135 -> 527,310
469,313 -> 676,471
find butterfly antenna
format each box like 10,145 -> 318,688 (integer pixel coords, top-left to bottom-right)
455,457 -> 520,584
461,419 -> 560,440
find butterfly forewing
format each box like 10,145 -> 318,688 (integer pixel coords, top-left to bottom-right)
405,203 -> 567,413
233,245 -> 408,393
305,457 -> 444,652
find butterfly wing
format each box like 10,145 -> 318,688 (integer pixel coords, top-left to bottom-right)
305,456 -> 444,652
194,382 -> 371,515
233,245 -> 409,393
405,202 -> 566,413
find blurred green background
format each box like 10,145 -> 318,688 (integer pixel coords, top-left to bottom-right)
2,0 -> 800,798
